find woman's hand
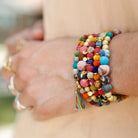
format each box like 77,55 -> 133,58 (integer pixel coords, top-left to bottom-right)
6,20 -> 44,55
2,38 -> 80,120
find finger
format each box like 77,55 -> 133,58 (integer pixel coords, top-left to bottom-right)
1,67 -> 14,80
31,28 -> 44,40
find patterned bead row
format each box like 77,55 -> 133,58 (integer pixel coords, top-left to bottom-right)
73,29 -> 128,109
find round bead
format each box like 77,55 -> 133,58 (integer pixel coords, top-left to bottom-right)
87,72 -> 93,79
89,37 -> 97,42
101,76 -> 110,85
98,89 -> 105,95
73,69 -> 78,75
73,57 -> 79,62
102,40 -> 108,45
94,47 -> 101,54
77,61 -> 86,70
91,95 -> 96,101
105,36 -> 111,41
93,60 -> 100,66
85,87 -> 90,92
76,46 -> 81,50
80,41 -> 84,46
89,41 -> 95,47
75,50 -> 80,56
100,49 -> 110,57
108,95 -> 114,102
73,62 -> 78,68
84,42 -> 89,46
80,36 -> 86,42
90,85 -> 97,91
80,46 -> 88,53
99,33 -> 106,37
80,88 -> 85,94
102,84 -> 112,93
93,55 -> 101,60
88,35 -> 93,39
93,73 -> 100,81
113,29 -> 119,35
89,79 -> 95,85
86,65 -> 93,72
80,79 -> 89,87
83,57 -> 87,62
82,92 -> 89,98
88,47 -> 94,53
105,92 -> 112,98
87,53 -> 94,59
93,66 -> 99,73
100,56 -> 109,65
78,71 -> 87,79
95,81 -> 101,88
102,45 -> 109,50
96,41 -> 102,47
87,91 -> 93,96
98,65 -> 110,76
106,32 -> 113,38
86,59 -> 93,65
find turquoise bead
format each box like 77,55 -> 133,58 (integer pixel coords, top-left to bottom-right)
100,56 -> 109,65
73,69 -> 78,75
106,32 -> 113,38
73,62 -> 78,69
73,57 -> 79,62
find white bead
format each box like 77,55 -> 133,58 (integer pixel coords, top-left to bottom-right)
87,91 -> 94,96
108,95 -> 114,102
102,45 -> 109,49
88,47 -> 94,53
87,72 -> 93,79
85,87 -> 90,92
86,39 -> 90,43
105,36 -> 111,41
88,35 -> 93,39
103,40 -> 108,45
80,88 -> 85,94
84,42 -> 89,46
73,69 -> 78,75
100,33 -> 106,37
105,92 -> 112,97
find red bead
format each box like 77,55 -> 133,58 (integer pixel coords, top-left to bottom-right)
93,60 -> 100,66
89,41 -> 95,47
94,48 -> 101,54
111,31 -> 115,36
94,91 -> 99,96
84,35 -> 88,39
89,79 -> 95,85
92,34 -> 99,37
86,65 -> 93,72
87,53 -> 94,59
98,89 -> 105,95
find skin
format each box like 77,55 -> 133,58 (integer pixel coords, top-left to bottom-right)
1,32 -> 138,121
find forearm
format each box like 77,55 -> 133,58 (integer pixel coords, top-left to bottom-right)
110,31 -> 138,96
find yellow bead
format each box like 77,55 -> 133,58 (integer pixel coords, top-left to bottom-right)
85,87 -> 90,92
78,41 -> 81,45
93,55 -> 101,60
86,39 -> 90,43
108,95 -> 114,102
87,91 -> 94,96
113,96 -> 117,102
105,36 -> 111,41
77,85 -> 81,89
91,95 -> 96,101
89,37 -> 97,42
88,35 -> 93,39
82,71 -> 87,75
95,80 -> 101,88
98,36 -> 104,41
105,92 -> 112,97
102,45 -> 109,49
103,40 -> 108,45
90,85 -> 97,91
80,42 -> 84,46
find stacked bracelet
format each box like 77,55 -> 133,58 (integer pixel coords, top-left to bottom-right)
73,29 -> 128,110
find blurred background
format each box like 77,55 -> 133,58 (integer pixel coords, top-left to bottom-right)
0,0 -> 42,137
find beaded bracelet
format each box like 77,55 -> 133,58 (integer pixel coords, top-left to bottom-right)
73,29 -> 128,110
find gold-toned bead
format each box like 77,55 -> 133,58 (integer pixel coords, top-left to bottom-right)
87,91 -> 94,96
85,87 -> 90,92
78,41 -> 81,45
98,36 -> 104,41
84,42 -> 89,46
113,96 -> 117,102
82,51 -> 88,55
83,57 -> 87,61
80,88 -> 85,94
91,95 -> 96,101
86,39 -> 90,43
95,80 -> 101,88
105,36 -> 111,41
80,42 -> 84,46
103,40 -> 108,45
77,85 -> 81,89
88,35 -> 93,39
108,95 -> 114,102
82,71 -> 87,75
102,45 -> 109,49
76,81 -> 79,85
105,92 -> 112,98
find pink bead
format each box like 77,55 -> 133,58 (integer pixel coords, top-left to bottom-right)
89,41 -> 95,47
94,47 -> 101,54
86,65 -> 93,72
80,79 -> 89,87
76,46 -> 81,50
89,79 -> 95,85
77,61 -> 86,70
80,46 -> 87,53
87,53 -> 94,59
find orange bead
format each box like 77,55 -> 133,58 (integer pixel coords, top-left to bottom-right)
89,37 -> 97,42
93,60 -> 100,66
93,73 -> 100,81
80,42 -> 84,46
78,41 -> 81,45
82,92 -> 89,98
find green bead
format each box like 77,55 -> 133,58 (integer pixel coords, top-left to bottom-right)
106,32 -> 113,38
95,98 -> 100,103
80,36 -> 86,42
75,50 -> 80,56
73,62 -> 78,69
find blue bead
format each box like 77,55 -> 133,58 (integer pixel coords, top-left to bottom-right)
78,71 -> 87,79
100,50 -> 105,56
102,84 -> 112,93
105,102 -> 110,105
106,32 -> 113,38
93,66 -> 99,73
100,56 -> 109,65
73,62 -> 78,68
86,59 -> 93,65
73,57 -> 79,62
96,41 -> 102,47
